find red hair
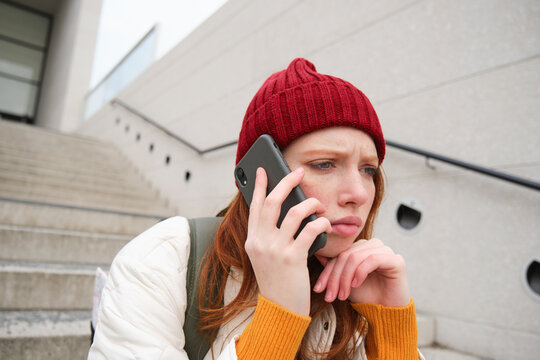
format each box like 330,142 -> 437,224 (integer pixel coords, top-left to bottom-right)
199,169 -> 386,359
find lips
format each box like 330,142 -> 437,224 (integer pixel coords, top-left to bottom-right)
330,216 -> 363,237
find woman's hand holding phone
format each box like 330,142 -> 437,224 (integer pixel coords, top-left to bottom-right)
313,239 -> 411,307
245,167 -> 332,316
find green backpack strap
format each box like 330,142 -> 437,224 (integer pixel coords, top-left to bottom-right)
184,217 -> 223,360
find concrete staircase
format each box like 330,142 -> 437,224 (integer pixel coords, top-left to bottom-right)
0,120 -> 485,359
0,120 -> 175,359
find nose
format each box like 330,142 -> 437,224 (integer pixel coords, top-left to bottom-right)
337,168 -> 371,207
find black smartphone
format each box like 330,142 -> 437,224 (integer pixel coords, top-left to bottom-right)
234,134 -> 327,257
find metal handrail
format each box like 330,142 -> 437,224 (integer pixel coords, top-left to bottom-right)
112,100 -> 237,155
386,141 -> 540,191
111,99 -> 540,192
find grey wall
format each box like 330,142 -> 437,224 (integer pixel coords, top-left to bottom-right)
78,1 -> 540,358
36,0 -> 102,132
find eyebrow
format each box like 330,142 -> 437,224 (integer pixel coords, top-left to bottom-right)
299,147 -> 379,164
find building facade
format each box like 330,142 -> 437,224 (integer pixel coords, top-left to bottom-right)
0,0 -> 102,131
78,1 -> 540,359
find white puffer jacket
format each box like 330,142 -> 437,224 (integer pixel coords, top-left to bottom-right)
88,217 -> 421,359
89,217 -> 195,359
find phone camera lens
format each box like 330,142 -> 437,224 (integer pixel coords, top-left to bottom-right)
236,168 -> 247,187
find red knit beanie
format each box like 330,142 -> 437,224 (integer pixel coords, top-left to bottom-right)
235,58 -> 385,165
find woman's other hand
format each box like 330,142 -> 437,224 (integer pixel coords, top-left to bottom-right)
313,239 -> 410,307
245,167 -> 332,316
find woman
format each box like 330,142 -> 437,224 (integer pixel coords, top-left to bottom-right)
199,58 -> 419,360
89,58 -> 421,359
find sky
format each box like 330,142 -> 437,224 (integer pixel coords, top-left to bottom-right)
90,0 -> 228,88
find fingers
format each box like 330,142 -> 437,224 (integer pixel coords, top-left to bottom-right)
280,197 -> 330,247
247,167 -> 328,259
294,216 -> 331,252
248,167 -> 304,236
279,198 -> 324,233
252,166 -> 328,242
247,167 -> 267,239
313,257 -> 336,300
336,247 -> 393,300
337,240 -> 391,293
314,239 -> 405,302
244,169 -> 326,316
259,167 -> 305,227
350,253 -> 406,290
314,239 -> 379,295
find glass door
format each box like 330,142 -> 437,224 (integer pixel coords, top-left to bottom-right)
0,1 -> 52,123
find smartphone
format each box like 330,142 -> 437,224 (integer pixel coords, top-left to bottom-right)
234,134 -> 327,257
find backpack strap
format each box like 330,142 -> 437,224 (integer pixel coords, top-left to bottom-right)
184,217 -> 223,360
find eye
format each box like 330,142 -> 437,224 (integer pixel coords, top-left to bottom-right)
310,161 -> 334,170
360,167 -> 378,177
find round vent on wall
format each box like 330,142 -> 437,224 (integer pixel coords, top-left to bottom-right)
523,256 -> 540,302
396,200 -> 423,232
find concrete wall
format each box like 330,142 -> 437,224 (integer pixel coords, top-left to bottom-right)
78,0 -> 540,358
36,0 -> 102,132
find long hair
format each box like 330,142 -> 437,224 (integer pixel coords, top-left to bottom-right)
198,168 -> 386,359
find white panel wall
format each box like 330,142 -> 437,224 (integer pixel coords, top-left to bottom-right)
78,1 -> 540,358
36,0 -> 102,132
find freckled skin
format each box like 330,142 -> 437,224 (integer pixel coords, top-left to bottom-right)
283,127 -> 377,258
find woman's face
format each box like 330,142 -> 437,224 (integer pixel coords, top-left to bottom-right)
282,127 -> 378,259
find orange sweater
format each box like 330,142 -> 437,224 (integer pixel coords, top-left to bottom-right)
236,294 -> 417,360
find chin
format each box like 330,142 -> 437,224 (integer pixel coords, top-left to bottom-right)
315,236 -> 355,259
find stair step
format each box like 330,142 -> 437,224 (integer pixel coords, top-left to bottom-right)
419,347 -> 485,360
0,146 -> 138,177
0,193 -> 172,220
0,132 -> 117,153
0,310 -> 91,360
417,314 -> 435,347
0,171 -> 159,201
0,261 -> 98,310
0,151 -> 143,183
0,310 -> 91,338
0,120 -> 173,358
0,133 -> 118,157
0,199 -> 166,234
0,177 -> 167,209
0,160 -> 153,194
0,224 -> 130,265
0,119 -> 117,155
